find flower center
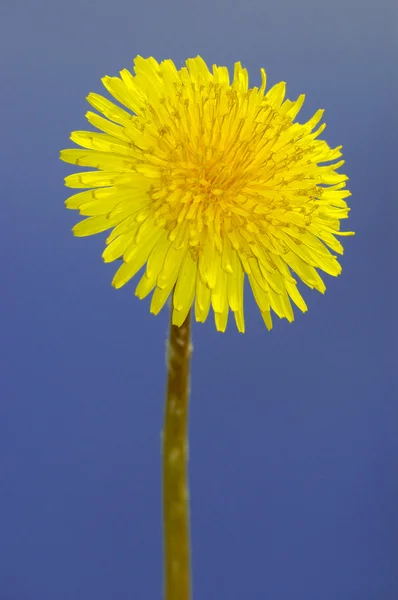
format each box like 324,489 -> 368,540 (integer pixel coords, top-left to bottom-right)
134,78 -> 322,258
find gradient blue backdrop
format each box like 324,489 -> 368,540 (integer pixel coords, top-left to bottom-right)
1,0 -> 396,598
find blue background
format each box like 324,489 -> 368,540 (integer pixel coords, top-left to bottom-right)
1,0 -> 396,599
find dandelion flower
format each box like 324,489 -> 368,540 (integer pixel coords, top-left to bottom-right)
61,56 -> 353,332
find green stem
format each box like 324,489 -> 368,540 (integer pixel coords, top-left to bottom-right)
162,310 -> 192,600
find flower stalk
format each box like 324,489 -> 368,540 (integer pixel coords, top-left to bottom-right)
162,309 -> 192,600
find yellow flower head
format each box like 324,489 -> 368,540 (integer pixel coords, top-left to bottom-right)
61,56 -> 353,333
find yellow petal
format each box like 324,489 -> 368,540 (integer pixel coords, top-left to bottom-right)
102,234 -> 132,263
112,228 -> 163,288
195,277 -> 211,323
73,213 -> 126,237
173,251 -> 197,316
86,92 -> 133,126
